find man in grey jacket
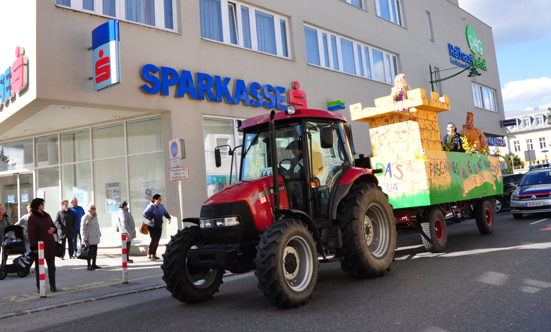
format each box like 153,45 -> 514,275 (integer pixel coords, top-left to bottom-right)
117,201 -> 135,263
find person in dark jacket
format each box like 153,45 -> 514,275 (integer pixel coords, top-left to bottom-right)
442,122 -> 465,152
142,194 -> 171,260
55,200 -> 77,259
28,198 -> 58,292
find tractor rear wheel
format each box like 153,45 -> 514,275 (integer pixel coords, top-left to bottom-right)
475,198 -> 495,235
340,182 -> 396,278
420,207 -> 447,253
161,227 -> 224,303
255,219 -> 318,308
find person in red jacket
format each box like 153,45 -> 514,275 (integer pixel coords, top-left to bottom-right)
28,198 -> 58,292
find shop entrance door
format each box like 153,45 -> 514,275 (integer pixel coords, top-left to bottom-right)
0,173 -> 34,223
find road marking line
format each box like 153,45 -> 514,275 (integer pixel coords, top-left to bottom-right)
530,219 -> 548,225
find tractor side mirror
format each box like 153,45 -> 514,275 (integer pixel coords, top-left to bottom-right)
321,126 -> 333,149
214,148 -> 222,168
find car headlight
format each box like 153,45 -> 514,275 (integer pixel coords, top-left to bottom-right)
511,191 -> 519,200
200,216 -> 240,228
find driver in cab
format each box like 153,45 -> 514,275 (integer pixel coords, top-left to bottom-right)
286,140 -> 303,177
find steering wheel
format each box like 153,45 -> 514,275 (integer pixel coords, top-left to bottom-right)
279,158 -> 293,169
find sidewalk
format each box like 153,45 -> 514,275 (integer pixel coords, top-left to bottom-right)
0,246 -> 167,319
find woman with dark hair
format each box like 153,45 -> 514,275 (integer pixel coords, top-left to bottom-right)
142,194 -> 171,260
442,122 -> 465,152
27,198 -> 58,292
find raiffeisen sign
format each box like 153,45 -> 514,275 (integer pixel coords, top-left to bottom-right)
0,46 -> 29,110
447,25 -> 487,72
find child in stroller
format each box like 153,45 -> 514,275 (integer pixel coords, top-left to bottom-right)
0,225 -> 32,280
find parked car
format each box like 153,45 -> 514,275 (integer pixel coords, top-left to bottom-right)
510,166 -> 551,219
495,173 -> 524,212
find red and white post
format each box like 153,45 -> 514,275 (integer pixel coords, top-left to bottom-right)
38,241 -> 46,297
121,234 -> 128,284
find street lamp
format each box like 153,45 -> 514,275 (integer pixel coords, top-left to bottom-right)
429,64 -> 481,92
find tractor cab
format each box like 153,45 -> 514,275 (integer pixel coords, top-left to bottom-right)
238,110 -> 354,222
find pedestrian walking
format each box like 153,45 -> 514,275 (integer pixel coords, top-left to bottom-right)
142,194 -> 171,260
15,204 -> 32,253
117,201 -> 135,263
0,204 -> 12,256
27,198 -> 57,292
69,197 -> 85,258
81,203 -> 101,270
55,200 -> 78,259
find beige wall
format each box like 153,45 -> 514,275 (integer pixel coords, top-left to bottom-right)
2,0 -> 507,221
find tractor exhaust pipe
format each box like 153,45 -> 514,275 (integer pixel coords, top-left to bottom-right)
269,110 -> 280,219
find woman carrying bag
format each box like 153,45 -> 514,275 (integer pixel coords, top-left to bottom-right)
81,203 -> 101,270
117,201 -> 135,263
142,194 -> 171,260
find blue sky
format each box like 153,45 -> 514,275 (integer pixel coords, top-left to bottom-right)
459,0 -> 551,112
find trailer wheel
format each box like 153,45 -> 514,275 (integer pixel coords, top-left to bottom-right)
340,182 -> 396,279
161,227 -> 224,303
475,198 -> 495,235
512,213 -> 523,219
420,207 -> 447,253
255,219 -> 318,308
0,270 -> 6,280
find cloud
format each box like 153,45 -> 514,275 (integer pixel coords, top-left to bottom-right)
459,0 -> 551,47
502,77 -> 551,110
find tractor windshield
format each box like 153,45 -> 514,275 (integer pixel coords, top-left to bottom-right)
241,123 -> 302,181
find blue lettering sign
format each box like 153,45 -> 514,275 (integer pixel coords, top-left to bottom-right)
140,65 -> 288,110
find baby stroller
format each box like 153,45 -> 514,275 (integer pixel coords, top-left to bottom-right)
0,225 -> 31,280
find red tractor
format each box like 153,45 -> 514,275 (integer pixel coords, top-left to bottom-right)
162,108 -> 396,308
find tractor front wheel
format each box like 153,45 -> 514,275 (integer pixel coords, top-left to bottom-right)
255,219 -> 318,308
340,182 -> 396,278
161,227 -> 224,303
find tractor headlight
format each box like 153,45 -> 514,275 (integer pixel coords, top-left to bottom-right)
200,216 -> 240,228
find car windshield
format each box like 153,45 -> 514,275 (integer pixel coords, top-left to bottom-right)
520,171 -> 551,186
241,123 -> 302,181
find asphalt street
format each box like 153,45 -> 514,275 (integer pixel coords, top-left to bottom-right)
2,212 -> 551,332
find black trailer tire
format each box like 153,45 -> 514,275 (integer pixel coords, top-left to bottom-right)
255,219 -> 318,308
0,270 -> 6,280
340,182 -> 396,279
420,207 -> 447,253
17,270 -> 27,278
475,198 -> 495,235
512,213 -> 523,219
161,227 -> 224,303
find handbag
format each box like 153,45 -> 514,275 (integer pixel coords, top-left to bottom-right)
139,222 -> 149,235
77,244 -> 90,260
55,242 -> 64,258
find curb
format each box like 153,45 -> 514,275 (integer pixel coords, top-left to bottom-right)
0,284 -> 166,320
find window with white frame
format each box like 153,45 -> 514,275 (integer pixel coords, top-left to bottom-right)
342,0 -> 363,9
55,0 -> 177,30
536,116 -> 544,126
540,137 -> 546,149
513,140 -> 520,152
523,117 -> 531,127
200,0 -> 290,58
304,25 -> 398,84
426,11 -> 434,41
527,138 -> 533,150
375,0 -> 404,26
472,83 -> 497,112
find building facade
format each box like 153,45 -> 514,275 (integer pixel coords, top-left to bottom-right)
505,108 -> 551,166
0,0 -> 506,246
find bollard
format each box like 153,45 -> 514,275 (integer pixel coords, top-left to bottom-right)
38,241 -> 46,298
121,234 -> 128,284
